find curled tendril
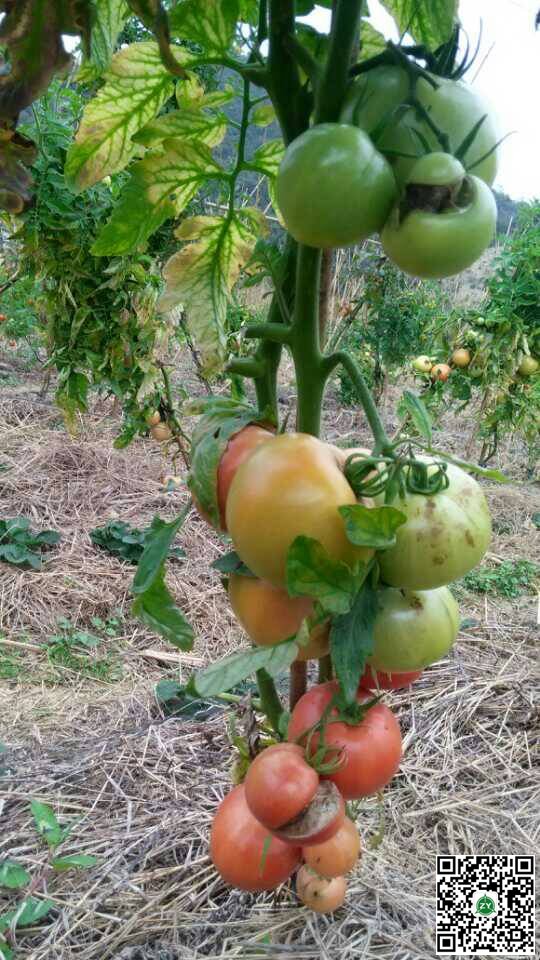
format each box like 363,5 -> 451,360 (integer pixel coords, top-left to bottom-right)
344,453 -> 389,498
345,450 -> 450,501
406,459 -> 449,496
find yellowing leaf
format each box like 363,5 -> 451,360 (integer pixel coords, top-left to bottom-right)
175,70 -> 206,106
251,104 -> 276,127
158,213 -> 261,377
77,0 -> 129,81
246,138 -> 285,178
65,42 -> 188,190
380,0 -> 458,49
169,0 -> 239,55
91,141 -> 225,255
359,20 -> 387,60
134,107 -> 228,149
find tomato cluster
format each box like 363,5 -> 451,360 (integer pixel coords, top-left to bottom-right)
275,69 -> 499,279
203,426 -> 491,911
413,342 -> 539,387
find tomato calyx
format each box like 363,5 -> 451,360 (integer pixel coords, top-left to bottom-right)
345,448 -> 451,502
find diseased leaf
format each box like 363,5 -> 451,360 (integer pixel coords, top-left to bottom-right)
134,107 -> 228,148
286,536 -> 359,615
0,861 -> 31,890
246,139 -> 285,179
169,0 -> 239,55
380,0 -> 458,49
51,854 -> 98,871
77,0 -> 129,81
132,568 -> 194,649
251,104 -> 276,127
400,389 -> 432,442
190,640 -> 297,697
132,511 -> 189,594
92,141 -> 225,255
158,212 -> 263,377
339,504 -> 407,550
330,582 -> 378,704
358,19 -> 387,60
65,42 -> 183,190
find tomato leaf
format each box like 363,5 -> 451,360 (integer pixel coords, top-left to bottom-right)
0,898 -> 54,933
65,42 -> 181,190
134,106 -> 228,149
400,390 -> 432,443
92,141 -> 226,256
77,0 -> 129,82
169,0 -> 239,55
132,511 -> 188,594
424,450 -> 510,484
0,860 -> 30,890
0,938 -> 13,959
132,567 -> 194,650
339,504 -> 407,550
330,582 -> 379,705
245,139 -> 285,178
211,551 -> 254,576
30,800 -> 60,836
159,212 -> 265,377
286,536 -> 360,615
251,104 -> 276,127
51,854 -> 98,871
189,641 -> 297,698
380,0 -> 458,50
358,19 -> 387,60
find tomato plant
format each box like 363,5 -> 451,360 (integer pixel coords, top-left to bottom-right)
302,817 -> 360,879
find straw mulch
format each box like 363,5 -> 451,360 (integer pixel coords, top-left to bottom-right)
0,363 -> 539,960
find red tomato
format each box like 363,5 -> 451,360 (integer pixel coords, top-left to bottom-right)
217,424 -> 274,527
210,785 -> 301,892
244,744 -> 319,830
288,681 -> 402,800
430,363 -> 451,382
358,665 -> 423,691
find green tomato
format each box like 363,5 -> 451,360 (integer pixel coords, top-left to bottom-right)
378,461 -> 492,590
517,356 -> 539,377
342,66 -> 499,187
275,123 -> 396,248
381,157 -> 497,279
369,585 -> 459,672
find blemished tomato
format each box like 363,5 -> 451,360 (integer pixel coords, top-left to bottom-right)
274,780 -> 345,847
217,424 -> 274,528
288,681 -> 402,800
358,665 -> 423,691
517,356 -> 538,376
431,363 -> 452,382
244,744 -> 318,831
368,585 -> 459,672
275,123 -> 396,248
150,423 -> 172,442
451,348 -> 471,368
147,411 -> 161,426
302,817 -> 360,879
381,155 -> 497,279
228,574 -> 330,661
226,433 -> 373,588
378,460 -> 491,590
210,785 -> 301,892
412,355 -> 433,374
342,66 -> 499,187
296,865 -> 347,913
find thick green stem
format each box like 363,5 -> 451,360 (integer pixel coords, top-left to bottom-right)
318,654 -> 333,683
314,0 -> 363,123
292,245 -> 325,436
267,0 -> 307,144
256,669 -> 284,735
253,238 -> 297,419
323,350 -> 392,454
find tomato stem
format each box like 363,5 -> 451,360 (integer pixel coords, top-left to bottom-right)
256,668 -> 285,736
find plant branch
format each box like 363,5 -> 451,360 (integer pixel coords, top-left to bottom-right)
315,0 -> 363,122
267,0 -> 308,143
244,322 -> 292,345
322,351 -> 392,454
284,34 -> 322,84
226,357 -> 266,378
159,364 -> 191,468
256,668 -> 284,735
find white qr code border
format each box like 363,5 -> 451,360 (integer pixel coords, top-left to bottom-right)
436,855 -> 535,956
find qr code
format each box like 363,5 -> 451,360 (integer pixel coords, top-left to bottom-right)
436,855 -> 535,955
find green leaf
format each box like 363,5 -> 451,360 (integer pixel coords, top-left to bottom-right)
380,0 -> 458,49
65,42 -> 181,190
51,854 -> 98,871
190,641 -> 297,698
91,520 -> 184,565
0,938 -> 13,959
400,390 -> 432,443
30,800 -> 60,836
159,211 -> 264,377
251,104 -> 276,127
155,680 -> 225,719
0,861 -> 30,890
532,513 -> 540,530
426,450 -> 510,484
330,583 -> 378,705
0,898 -> 54,932
134,107 -> 228,149
339,504 -> 407,550
211,551 -> 253,576
169,0 -> 239,55
132,568 -> 194,650
286,536 -> 359,615
245,139 -> 285,179
77,0 -> 129,81
132,511 -> 188,594
92,140 -> 225,256
358,19 -> 387,60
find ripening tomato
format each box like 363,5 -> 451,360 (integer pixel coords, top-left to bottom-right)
342,66 -> 500,187
358,665 -> 423,691
147,411 -> 161,426
0,313 -> 7,322
431,363 -> 452,382
288,681 -> 402,800
228,574 -> 329,661
244,744 -> 319,831
368,585 -> 459,672
451,348 -> 471,368
381,155 -> 497,279
226,433 -> 373,588
378,460 -> 492,590
276,124 -> 396,248
217,424 -> 274,528
412,356 -> 433,374
150,423 -> 172,442
210,785 -> 301,892
302,817 -> 360,878
296,865 -> 347,913
517,356 -> 538,377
